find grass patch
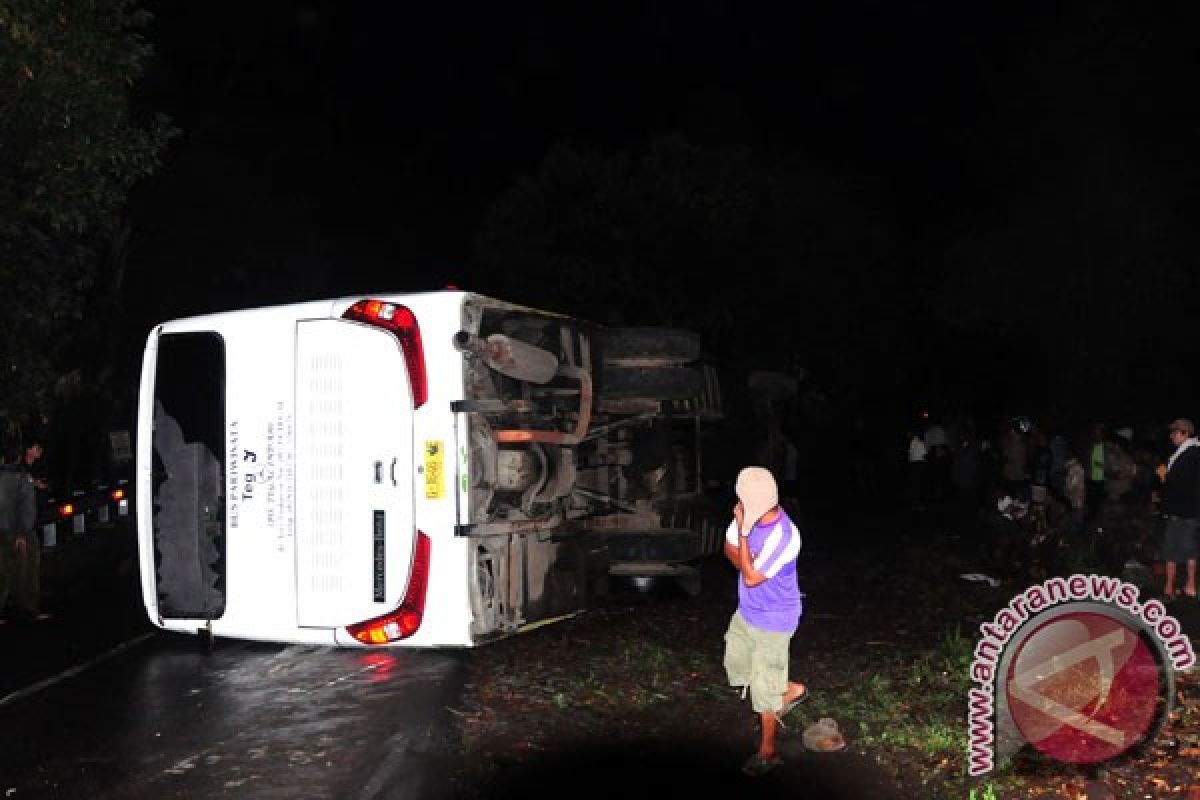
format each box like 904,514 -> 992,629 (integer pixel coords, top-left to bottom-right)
798,627 -> 976,777
796,617 -> 1078,799
968,783 -> 998,800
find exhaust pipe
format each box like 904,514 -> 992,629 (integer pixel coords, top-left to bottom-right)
453,331 -> 560,384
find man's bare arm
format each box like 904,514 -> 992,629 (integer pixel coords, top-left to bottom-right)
737,535 -> 767,587
730,499 -> 768,586
723,540 -> 739,568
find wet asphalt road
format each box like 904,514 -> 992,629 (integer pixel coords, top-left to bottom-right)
0,525 -> 468,800
2,518 -> 1198,799
1,637 -> 467,799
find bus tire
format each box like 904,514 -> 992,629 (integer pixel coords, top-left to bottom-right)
598,327 -> 701,367
596,365 -> 704,400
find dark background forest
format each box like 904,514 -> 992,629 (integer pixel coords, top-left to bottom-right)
5,0 -> 1200,492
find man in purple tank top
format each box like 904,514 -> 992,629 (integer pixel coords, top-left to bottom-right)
723,466 -> 807,776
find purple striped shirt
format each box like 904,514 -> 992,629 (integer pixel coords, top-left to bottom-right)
725,510 -> 803,633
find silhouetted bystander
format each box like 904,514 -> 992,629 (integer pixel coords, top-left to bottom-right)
0,435 -> 51,623
1158,418 -> 1199,601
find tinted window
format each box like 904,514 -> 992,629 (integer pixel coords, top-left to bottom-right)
154,333 -> 225,459
151,332 -> 227,618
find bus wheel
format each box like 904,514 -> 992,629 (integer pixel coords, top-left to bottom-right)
598,327 -> 701,367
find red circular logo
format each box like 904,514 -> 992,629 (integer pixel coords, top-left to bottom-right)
1004,610 -> 1163,764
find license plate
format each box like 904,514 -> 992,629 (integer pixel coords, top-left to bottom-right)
424,439 -> 444,499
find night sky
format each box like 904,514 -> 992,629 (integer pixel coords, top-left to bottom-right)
119,1 -> 1200,430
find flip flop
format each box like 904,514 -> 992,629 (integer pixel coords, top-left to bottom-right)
778,686 -> 810,717
741,753 -> 783,777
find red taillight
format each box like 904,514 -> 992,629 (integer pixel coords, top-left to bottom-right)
58,503 -> 75,517
342,299 -> 428,408
111,488 -> 126,501
346,531 -> 432,645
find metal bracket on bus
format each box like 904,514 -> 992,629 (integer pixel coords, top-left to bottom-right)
450,399 -> 535,414
455,512 -> 564,538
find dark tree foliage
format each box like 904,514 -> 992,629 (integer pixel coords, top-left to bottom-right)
0,0 -> 175,431
474,136 -> 759,339
473,135 -> 903,392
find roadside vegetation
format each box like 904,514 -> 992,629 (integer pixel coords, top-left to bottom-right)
444,510 -> 1200,799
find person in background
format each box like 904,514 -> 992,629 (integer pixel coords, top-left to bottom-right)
1128,439 -> 1159,509
1048,428 -> 1070,499
0,447 -> 15,624
0,435 -> 51,623
1027,427 -> 1051,506
1125,438 -> 1164,567
1092,430 -> 1138,577
949,428 -> 981,527
923,416 -> 950,505
23,436 -> 49,492
1103,431 -> 1136,506
723,466 -> 807,776
1086,423 -> 1108,525
999,416 -> 1029,500
906,426 -> 928,512
1159,419 -> 1199,601
1062,450 -> 1087,540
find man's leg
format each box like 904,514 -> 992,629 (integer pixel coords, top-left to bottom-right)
14,532 -> 44,618
752,680 -> 808,762
1186,521 -> 1200,598
1163,519 -> 1186,598
757,709 -> 780,759
781,680 -> 807,708
747,628 -> 792,759
0,533 -> 11,618
28,532 -> 43,616
723,612 -> 752,691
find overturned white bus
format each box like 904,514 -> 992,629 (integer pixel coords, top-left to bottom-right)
136,290 -> 724,647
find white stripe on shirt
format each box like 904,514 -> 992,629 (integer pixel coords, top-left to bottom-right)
753,524 -> 783,573
725,517 -> 801,578
757,521 -> 800,578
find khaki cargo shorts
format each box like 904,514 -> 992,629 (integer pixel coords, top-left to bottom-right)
723,610 -> 791,714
